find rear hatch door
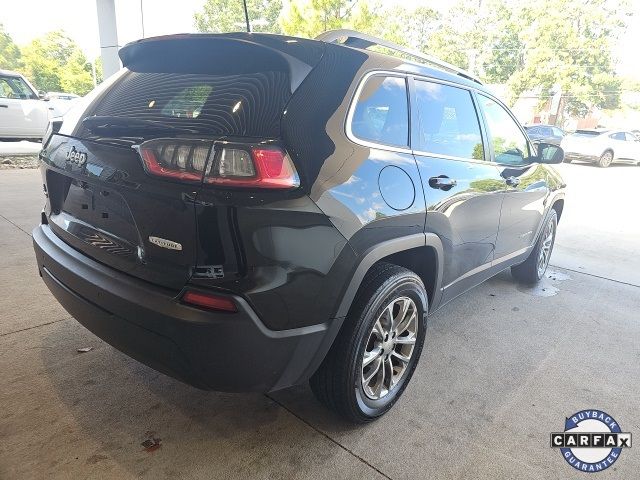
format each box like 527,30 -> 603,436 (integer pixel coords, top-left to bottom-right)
42,33 -> 324,290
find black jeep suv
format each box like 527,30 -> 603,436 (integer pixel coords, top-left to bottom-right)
33,30 -> 565,423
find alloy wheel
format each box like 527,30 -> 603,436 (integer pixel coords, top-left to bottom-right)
537,219 -> 555,278
361,296 -> 418,400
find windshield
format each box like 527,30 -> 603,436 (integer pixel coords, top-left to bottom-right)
0,75 -> 37,100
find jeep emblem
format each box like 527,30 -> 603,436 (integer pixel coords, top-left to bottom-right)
65,146 -> 88,166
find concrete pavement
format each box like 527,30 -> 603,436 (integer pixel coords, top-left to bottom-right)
0,140 -> 41,157
1,165 -> 639,479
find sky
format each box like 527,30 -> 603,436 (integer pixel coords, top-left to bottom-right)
2,0 -> 639,77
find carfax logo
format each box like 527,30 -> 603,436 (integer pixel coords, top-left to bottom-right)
551,410 -> 632,473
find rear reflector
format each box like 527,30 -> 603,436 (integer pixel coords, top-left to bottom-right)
182,291 -> 237,312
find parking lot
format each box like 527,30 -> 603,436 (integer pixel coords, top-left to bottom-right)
1,162 -> 639,479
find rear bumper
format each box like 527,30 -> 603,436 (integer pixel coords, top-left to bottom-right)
33,224 -> 330,392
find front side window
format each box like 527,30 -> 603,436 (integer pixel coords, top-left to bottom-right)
0,75 -> 37,100
351,76 -> 409,148
413,80 -> 484,160
478,95 -> 530,165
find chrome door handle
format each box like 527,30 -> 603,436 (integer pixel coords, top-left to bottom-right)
429,175 -> 457,190
505,176 -> 520,187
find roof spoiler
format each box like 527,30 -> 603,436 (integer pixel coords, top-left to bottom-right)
118,33 -> 324,92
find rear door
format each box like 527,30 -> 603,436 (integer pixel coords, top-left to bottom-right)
609,132 -> 627,159
476,94 -> 548,259
410,78 -> 504,301
624,132 -> 640,160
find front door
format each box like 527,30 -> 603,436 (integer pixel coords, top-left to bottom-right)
0,74 -> 48,138
410,78 -> 504,303
476,94 -> 548,260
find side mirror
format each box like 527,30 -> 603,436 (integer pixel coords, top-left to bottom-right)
39,91 -> 50,101
535,142 -> 564,164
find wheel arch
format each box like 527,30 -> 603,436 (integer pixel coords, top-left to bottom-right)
297,233 -> 444,386
551,198 -> 564,222
602,147 -> 614,158
335,233 -> 444,319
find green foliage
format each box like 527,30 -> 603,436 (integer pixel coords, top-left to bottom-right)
505,0 -> 631,116
281,0 -> 358,38
0,24 -> 22,70
21,31 -> 96,95
194,0 -> 283,33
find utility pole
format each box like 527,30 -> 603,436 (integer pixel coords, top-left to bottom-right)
140,0 -> 145,38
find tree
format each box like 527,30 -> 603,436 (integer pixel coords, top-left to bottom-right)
281,0 -> 358,38
507,0 -> 631,118
194,0 -> 283,33
21,31 -> 96,95
0,24 -> 22,70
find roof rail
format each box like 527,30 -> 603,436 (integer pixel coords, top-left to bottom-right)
315,29 -> 482,85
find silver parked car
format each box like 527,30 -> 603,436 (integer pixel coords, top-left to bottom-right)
561,129 -> 640,167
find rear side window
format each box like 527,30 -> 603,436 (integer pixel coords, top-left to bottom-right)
350,76 -> 409,148
88,71 -> 290,137
610,132 -> 625,140
413,80 -> 484,160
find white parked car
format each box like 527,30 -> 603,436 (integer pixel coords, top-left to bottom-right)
561,129 -> 640,167
45,91 -> 81,117
0,69 -> 50,141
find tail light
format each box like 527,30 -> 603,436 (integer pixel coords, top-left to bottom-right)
137,139 -> 299,189
206,145 -> 299,188
138,138 -> 212,183
182,290 -> 237,312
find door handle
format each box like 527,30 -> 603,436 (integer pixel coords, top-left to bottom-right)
429,175 -> 457,190
505,176 -> 520,187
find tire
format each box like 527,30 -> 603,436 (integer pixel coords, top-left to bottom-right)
511,209 -> 558,284
310,263 -> 428,423
597,150 -> 613,168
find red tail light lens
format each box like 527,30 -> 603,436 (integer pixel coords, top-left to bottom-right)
182,291 -> 237,312
206,146 -> 300,189
138,138 -> 213,182
137,140 -> 299,189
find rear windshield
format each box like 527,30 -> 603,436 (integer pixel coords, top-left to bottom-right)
86,70 -> 290,137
